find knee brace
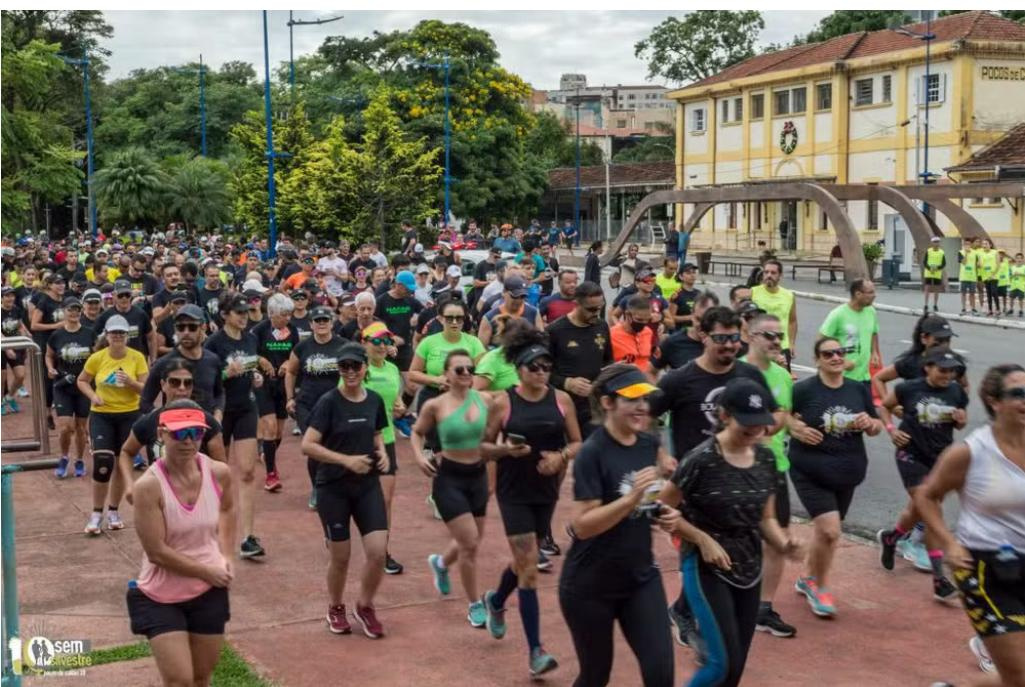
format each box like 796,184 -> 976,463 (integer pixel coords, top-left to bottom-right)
92,451 -> 115,483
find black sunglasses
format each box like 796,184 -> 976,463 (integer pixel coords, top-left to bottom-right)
709,333 -> 742,344
452,365 -> 475,376
338,360 -> 364,372
116,292 -> 132,298
165,377 -> 194,389
312,317 -> 332,324
443,315 -> 464,323
174,323 -> 201,332
754,331 -> 782,342
1001,387 -> 1025,400
819,349 -> 846,359
526,361 -> 553,373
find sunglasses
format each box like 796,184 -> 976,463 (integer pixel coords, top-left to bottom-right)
292,294 -> 308,300
1001,387 -> 1025,400
526,361 -> 553,373
106,330 -> 127,336
174,323 -> 201,332
754,331 -> 782,342
368,337 -> 393,346
312,317 -> 332,324
116,292 -> 132,299
452,365 -> 476,376
819,349 -> 846,359
168,427 -> 205,442
443,315 -> 464,323
709,333 -> 742,344
165,377 -> 194,389
338,360 -> 364,372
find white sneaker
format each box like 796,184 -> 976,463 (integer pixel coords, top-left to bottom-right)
84,512 -> 102,535
969,636 -> 995,673
106,511 -> 125,530
17,386 -> 29,397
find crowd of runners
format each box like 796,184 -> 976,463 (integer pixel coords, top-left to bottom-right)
1,225 -> 1023,687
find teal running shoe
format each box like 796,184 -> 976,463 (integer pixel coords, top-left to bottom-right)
529,647 -> 558,679
795,576 -> 836,617
428,554 -> 450,595
467,600 -> 487,628
484,590 -> 506,639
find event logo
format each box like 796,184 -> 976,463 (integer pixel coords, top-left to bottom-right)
8,633 -> 92,676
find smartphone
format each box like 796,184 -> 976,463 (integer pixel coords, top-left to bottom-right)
507,433 -> 526,446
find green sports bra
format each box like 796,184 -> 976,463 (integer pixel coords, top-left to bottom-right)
437,389 -> 488,451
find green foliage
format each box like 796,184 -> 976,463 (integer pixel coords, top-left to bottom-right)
635,11 -> 765,84
525,111 -> 605,168
613,136 -> 675,163
166,156 -> 233,231
796,11 -> 910,45
93,147 -> 169,225
862,242 -> 884,262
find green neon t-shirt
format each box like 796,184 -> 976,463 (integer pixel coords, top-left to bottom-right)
414,332 -> 486,379
475,347 -> 520,391
363,359 -> 401,444
741,356 -> 792,472
818,303 -> 879,382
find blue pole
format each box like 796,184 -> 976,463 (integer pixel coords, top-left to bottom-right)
443,56 -> 451,227
199,55 -> 207,157
574,95 -> 581,237
2,473 -> 22,687
262,10 -> 278,256
83,57 -> 96,239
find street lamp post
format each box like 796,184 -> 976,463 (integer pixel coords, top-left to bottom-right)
574,88 -> 581,240
287,11 -> 343,98
59,54 -> 96,238
262,10 -> 278,256
176,56 -> 207,156
895,16 -> 937,213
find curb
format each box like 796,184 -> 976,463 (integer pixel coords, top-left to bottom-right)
703,280 -> 1025,330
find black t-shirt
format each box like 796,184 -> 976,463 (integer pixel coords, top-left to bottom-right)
651,360 -> 775,458
46,326 -> 95,378
307,388 -> 387,485
788,376 -> 878,488
125,272 -> 159,297
654,330 -> 704,370
1,304 -> 25,337
562,427 -> 662,595
294,335 -> 348,408
196,287 -> 225,328
895,378 -> 969,461
251,319 -> 298,372
672,438 -> 777,588
290,314 -> 312,343
132,408 -> 222,460
402,229 -> 418,251
30,293 -> 63,346
672,287 -> 702,330
95,305 -> 152,356
153,285 -> 197,310
56,264 -> 84,284
539,257 -> 559,296
347,257 -> 377,275
203,329 -> 260,412
375,292 -> 422,349
141,348 -> 225,414
894,349 -> 967,381
547,316 -> 613,423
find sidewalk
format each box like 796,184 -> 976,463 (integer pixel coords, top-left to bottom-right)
4,408 -> 985,686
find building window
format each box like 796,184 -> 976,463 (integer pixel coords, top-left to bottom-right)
751,93 -> 764,119
727,203 -> 737,228
754,202 -> 762,228
882,75 -> 892,103
791,87 -> 807,114
617,119 -> 627,128
923,73 -> 944,103
867,199 -> 879,231
721,100 -> 730,123
816,83 -> 832,111
734,97 -> 743,122
691,108 -> 706,132
774,90 -> 790,116
820,208 -> 828,231
855,78 -> 874,106
628,94 -> 636,100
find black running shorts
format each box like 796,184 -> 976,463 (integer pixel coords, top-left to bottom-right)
221,407 -> 258,445
316,476 -> 388,542
432,459 -> 488,522
952,549 -> 1025,638
789,467 -> 856,520
127,585 -> 230,639
497,500 -> 556,539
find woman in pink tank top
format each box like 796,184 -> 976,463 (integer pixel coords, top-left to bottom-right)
126,405 -> 236,686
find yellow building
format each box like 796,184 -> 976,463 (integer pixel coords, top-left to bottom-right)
668,10 -> 1025,254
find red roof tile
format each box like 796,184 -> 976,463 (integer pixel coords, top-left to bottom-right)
946,122 -> 1025,171
548,162 -> 674,191
683,11 -> 1025,91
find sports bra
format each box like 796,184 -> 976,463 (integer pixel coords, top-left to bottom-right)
437,389 -> 488,451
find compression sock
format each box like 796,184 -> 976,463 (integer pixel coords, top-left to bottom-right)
929,550 -> 945,579
491,566 -> 518,610
883,524 -> 909,545
517,588 -> 541,652
263,439 -> 278,474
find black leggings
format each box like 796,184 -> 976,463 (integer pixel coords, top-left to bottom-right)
984,280 -> 1000,312
559,575 -> 673,687
682,552 -> 761,687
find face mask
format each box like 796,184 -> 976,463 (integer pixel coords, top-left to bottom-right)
630,320 -> 648,334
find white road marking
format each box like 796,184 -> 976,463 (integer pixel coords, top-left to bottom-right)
898,340 -> 970,355
791,364 -> 817,375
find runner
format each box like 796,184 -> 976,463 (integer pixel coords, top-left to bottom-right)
301,342 -> 391,638
1010,252 -> 1025,317
876,346 -> 968,601
412,348 -> 491,625
538,269 -> 578,324
127,406 -> 235,686
251,293 -> 297,494
478,275 -> 543,347
817,278 -> 882,388
996,250 -> 1012,315
788,337 -> 884,617
583,241 -> 603,286
751,259 -> 797,370
46,296 -> 94,479
609,294 -> 656,375
668,261 -> 701,331
77,315 -> 149,534
656,291 -> 720,372
28,272 -> 66,428
203,293 -> 265,559
916,364 -> 1025,687
480,330 -> 581,678
1,286 -> 29,415
361,322 -> 406,576
655,256 -> 683,303
559,363 -> 676,687
660,378 -> 804,687
289,289 -> 313,342
142,304 -> 224,418
94,279 -> 155,362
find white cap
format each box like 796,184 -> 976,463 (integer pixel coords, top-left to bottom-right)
416,264 -> 430,274
446,265 -> 462,278
140,246 -> 155,256
930,236 -> 941,242
242,278 -> 268,294
414,243 -> 424,253
104,314 -> 130,333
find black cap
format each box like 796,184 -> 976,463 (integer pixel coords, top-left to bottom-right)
61,296 -> 82,309
71,272 -> 88,284
719,378 -> 776,426
635,266 -> 655,280
736,300 -> 765,318
681,262 -> 698,272
924,346 -> 963,369
113,279 -> 133,294
174,304 -> 206,322
302,278 -> 319,291
921,316 -> 957,338
340,293 -> 356,306
1,286 -> 14,295
222,294 -> 249,314
504,275 -> 528,297
514,345 -> 552,367
169,289 -> 191,304
290,289 -> 309,300
337,342 -> 368,364
242,289 -> 264,300
310,306 -> 334,320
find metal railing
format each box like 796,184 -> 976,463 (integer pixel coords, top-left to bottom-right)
0,337 -> 50,455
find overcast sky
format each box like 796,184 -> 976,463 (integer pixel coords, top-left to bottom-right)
100,10 -> 833,89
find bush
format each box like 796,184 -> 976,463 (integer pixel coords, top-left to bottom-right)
862,242 -> 884,262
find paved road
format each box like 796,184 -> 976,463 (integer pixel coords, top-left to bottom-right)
598,269 -> 1025,537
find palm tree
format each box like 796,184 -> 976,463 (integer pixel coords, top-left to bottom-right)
166,157 -> 232,232
93,147 -> 168,225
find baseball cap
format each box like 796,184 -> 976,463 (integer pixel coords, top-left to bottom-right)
415,264 -> 431,275
242,279 -> 267,294
395,270 -> 416,291
310,306 -> 334,320
930,236 -> 941,243
489,246 -> 502,255
446,265 -> 462,279
340,293 -> 356,306
174,304 -> 206,322
362,321 -> 394,340
113,279 -> 133,294
140,246 -> 155,256
82,289 -> 102,303
104,314 -> 131,333
736,300 -> 766,318
681,262 -> 698,272
513,345 -> 552,367
302,278 -> 319,291
1,286 -> 13,295
635,266 -> 655,281
504,275 -> 528,297
222,294 -> 250,314
719,378 -> 776,426
158,407 -> 209,432
61,296 -> 82,309
337,342 -> 368,364
921,316 -> 957,338
601,367 -> 657,399
924,346 -> 962,369
170,289 -> 191,304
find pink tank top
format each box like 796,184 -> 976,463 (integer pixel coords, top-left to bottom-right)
137,453 -> 225,603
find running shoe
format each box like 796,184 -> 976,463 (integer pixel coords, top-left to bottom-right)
73,459 -> 86,478
968,635 -> 995,673
795,576 -> 836,617
901,540 -> 932,573
384,553 -> 403,575
528,647 -> 558,679
667,603 -> 695,648
327,604 -> 352,634
9,397 -> 19,412
54,456 -> 70,479
84,512 -> 102,535
354,604 -> 384,639
539,534 -> 561,557
240,535 -> 266,559
308,490 -> 318,510
484,590 -> 507,639
755,607 -> 796,638
428,554 -> 450,595
467,600 -> 487,628
17,386 -> 28,397
426,493 -> 442,520
877,528 -> 898,571
933,577 -> 959,604
106,511 -> 125,530
0,399 -> 9,416
132,454 -> 146,471
264,471 -> 282,492
394,416 -> 412,439
537,550 -> 553,573
291,426 -> 301,436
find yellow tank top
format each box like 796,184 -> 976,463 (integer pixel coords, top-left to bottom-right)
924,248 -> 945,280
751,285 -> 795,350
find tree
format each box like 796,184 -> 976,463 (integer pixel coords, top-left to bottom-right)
794,11 -> 909,45
613,137 -> 675,163
635,11 -> 765,85
165,156 -> 232,231
93,147 -> 168,225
